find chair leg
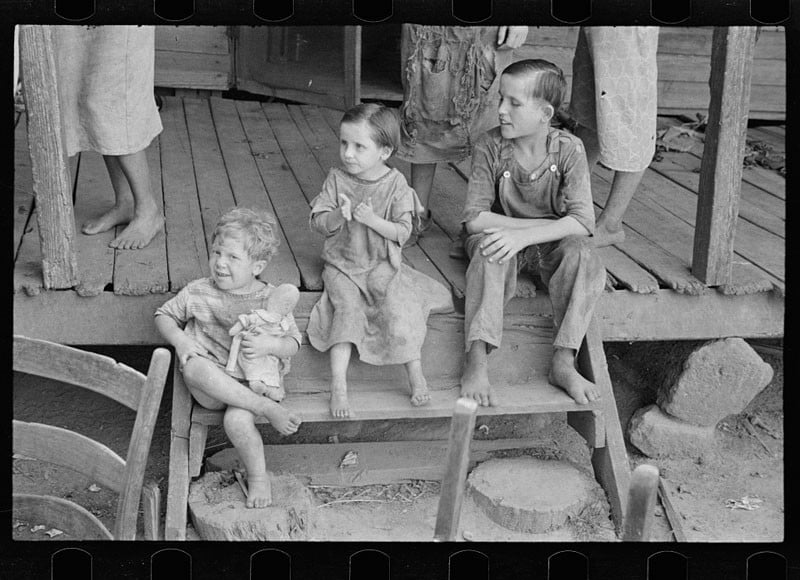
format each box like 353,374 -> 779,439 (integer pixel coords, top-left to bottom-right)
165,363 -> 192,541
189,423 -> 208,478
142,480 -> 161,541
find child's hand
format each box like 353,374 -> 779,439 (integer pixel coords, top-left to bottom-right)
480,227 -> 529,264
353,197 -> 375,225
240,327 -> 284,359
176,338 -> 209,367
338,194 -> 352,221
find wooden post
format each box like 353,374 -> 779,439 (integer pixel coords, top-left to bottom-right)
622,464 -> 659,541
692,27 -> 757,285
343,26 -> 361,109
19,25 -> 78,289
434,397 -> 478,542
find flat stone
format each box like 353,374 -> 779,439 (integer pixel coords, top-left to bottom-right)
657,338 -> 774,426
188,471 -> 316,541
467,457 -> 608,534
628,404 -> 717,459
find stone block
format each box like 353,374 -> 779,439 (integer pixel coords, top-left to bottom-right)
657,338 -> 774,426
628,404 -> 717,459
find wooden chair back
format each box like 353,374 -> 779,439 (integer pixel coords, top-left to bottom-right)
13,335 -> 170,540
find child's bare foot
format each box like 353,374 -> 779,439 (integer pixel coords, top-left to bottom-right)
330,380 -> 351,418
258,399 -> 301,435
405,360 -> 430,406
548,347 -> 600,405
244,474 -> 272,508
82,202 -> 135,236
591,222 -> 626,248
110,201 -> 164,250
460,341 -> 497,407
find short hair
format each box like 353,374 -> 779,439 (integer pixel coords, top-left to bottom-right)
340,103 -> 400,154
501,59 -> 567,111
212,207 -> 280,263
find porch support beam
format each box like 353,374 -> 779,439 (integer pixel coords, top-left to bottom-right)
692,26 -> 757,285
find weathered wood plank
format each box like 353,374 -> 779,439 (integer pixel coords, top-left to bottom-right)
595,245 -> 660,294
13,204 -> 45,296
747,125 -> 786,153
435,398 -> 478,542
155,26 -> 230,55
160,96 -> 209,291
142,481 -> 161,540
622,464 -> 660,541
112,139 -> 170,296
417,223 -> 468,299
194,379 -> 602,425
209,97 -> 300,288
692,27 -> 757,285
154,51 -> 230,90
290,104 -> 343,172
658,115 -> 785,202
19,25 -> 78,289
650,150 -> 785,236
13,494 -> 113,540
72,152 -> 116,296
183,97 -> 237,250
595,164 -> 784,284
12,285 -> 784,347
320,105 -> 344,134
165,366 -> 192,541
13,335 -> 145,410
237,99 -> 325,290
13,114 -> 35,259
343,26 -> 361,109
402,244 -> 452,290
262,102 -> 328,205
590,173 -> 708,295
13,421 -> 127,492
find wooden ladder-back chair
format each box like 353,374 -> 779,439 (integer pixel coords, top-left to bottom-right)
12,335 -> 171,540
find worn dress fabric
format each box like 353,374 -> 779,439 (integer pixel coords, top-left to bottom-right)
307,167 -> 453,365
461,127 -> 606,352
569,26 -> 659,172
397,25 -> 515,164
155,278 -> 302,382
52,25 -> 163,157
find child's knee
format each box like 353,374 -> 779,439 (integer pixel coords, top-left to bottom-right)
560,235 -> 605,283
223,406 -> 256,437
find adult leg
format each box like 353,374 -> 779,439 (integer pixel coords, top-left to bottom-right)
460,233 -> 517,406
405,162 -> 435,246
182,356 -> 301,434
108,149 -> 163,250
223,406 -> 271,508
329,342 -> 352,418
81,155 -> 136,236
538,235 -> 606,403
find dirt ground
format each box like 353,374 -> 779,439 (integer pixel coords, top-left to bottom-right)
12,339 -> 783,543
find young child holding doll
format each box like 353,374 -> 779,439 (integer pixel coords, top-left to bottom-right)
155,207 -> 302,508
307,103 -> 453,418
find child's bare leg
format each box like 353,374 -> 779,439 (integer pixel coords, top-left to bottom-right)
460,340 -> 497,407
266,284 -> 300,316
182,357 -> 301,434
329,343 -> 352,418
404,359 -> 430,406
223,406 -> 272,508
548,346 -> 600,405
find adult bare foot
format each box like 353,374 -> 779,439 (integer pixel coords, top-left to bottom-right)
82,202 -> 134,235
548,347 -> 600,405
110,202 -> 164,250
259,399 -> 301,435
245,474 -> 272,508
591,222 -> 626,248
406,361 -> 430,406
460,341 -> 497,407
330,380 -> 351,418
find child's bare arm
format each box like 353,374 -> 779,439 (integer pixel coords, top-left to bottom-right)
155,314 -> 209,365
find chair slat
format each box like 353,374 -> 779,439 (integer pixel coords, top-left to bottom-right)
14,420 -> 126,493
13,335 -> 143,411
13,493 -> 114,540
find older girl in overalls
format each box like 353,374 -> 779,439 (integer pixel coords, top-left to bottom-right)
459,59 -> 606,408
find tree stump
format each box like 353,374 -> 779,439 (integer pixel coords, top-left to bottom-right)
188,471 -> 316,541
467,458 -> 608,534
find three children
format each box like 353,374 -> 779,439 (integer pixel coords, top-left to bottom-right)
155,58 -> 603,511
